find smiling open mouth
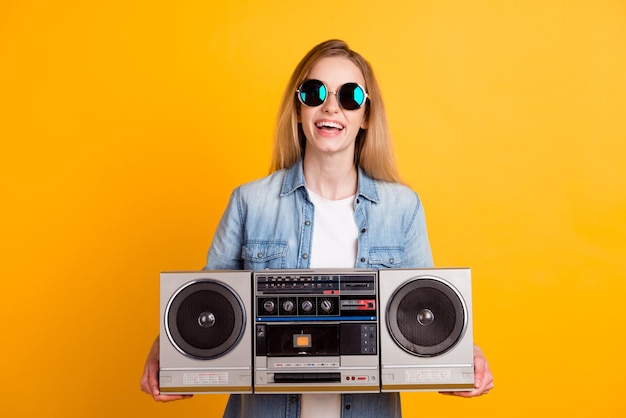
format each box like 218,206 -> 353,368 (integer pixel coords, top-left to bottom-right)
315,121 -> 345,132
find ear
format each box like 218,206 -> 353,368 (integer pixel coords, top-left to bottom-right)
360,101 -> 370,129
360,115 -> 368,129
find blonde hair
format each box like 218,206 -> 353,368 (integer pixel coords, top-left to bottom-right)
271,39 -> 400,182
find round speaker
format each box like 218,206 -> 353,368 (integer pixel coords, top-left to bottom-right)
165,279 -> 246,359
386,276 -> 467,357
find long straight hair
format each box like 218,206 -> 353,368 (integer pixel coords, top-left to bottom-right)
271,39 -> 400,183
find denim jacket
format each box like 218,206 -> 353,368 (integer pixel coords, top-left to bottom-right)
205,159 -> 434,418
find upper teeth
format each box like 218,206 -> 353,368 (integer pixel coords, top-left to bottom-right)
316,121 -> 343,129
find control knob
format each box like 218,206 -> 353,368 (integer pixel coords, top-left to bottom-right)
282,299 -> 295,313
320,299 -> 333,313
301,299 -> 314,313
263,299 -> 276,314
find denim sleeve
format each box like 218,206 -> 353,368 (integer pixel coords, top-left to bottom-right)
403,193 -> 434,269
205,187 -> 244,270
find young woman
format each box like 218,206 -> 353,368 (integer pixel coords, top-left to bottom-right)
141,39 -> 494,417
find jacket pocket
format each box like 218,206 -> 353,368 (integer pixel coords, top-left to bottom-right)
368,247 -> 404,268
242,241 -> 288,270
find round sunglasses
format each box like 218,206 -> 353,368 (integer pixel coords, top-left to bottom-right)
296,79 -> 369,111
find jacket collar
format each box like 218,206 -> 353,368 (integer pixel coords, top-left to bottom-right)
280,159 -> 380,203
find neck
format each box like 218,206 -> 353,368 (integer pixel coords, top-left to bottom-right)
303,154 -> 358,200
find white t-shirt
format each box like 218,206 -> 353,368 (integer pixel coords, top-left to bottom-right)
307,189 -> 358,269
301,189 -> 357,418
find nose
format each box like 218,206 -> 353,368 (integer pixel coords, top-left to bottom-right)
321,91 -> 340,113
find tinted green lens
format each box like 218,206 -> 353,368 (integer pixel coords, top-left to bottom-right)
298,79 -> 326,106
337,83 -> 365,110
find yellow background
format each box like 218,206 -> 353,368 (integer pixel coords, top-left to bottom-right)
1,0 -> 625,416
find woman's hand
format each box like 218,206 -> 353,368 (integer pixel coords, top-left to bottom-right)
444,344 -> 494,398
140,336 -> 193,402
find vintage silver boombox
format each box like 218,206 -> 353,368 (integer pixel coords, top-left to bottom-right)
159,268 -> 474,395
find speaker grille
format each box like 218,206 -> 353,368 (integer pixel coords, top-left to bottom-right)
386,277 -> 466,357
166,280 -> 246,359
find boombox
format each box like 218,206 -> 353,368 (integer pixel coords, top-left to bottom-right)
159,268 -> 474,395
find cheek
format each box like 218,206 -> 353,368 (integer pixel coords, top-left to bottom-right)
296,104 -> 302,122
354,110 -> 368,129
299,109 -> 315,138
299,106 -> 314,124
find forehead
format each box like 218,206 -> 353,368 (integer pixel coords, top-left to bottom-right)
307,56 -> 365,87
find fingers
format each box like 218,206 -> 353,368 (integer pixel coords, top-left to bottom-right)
140,337 -> 160,396
440,344 -> 495,398
140,358 -> 160,399
140,336 -> 193,402
140,364 -> 193,402
152,393 -> 194,402
473,351 -> 495,396
469,344 -> 494,396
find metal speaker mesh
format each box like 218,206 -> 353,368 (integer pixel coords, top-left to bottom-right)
386,277 -> 466,357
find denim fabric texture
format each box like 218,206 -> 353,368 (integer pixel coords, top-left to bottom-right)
205,159 -> 434,418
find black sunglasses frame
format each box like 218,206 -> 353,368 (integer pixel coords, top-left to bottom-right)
296,79 -> 369,111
